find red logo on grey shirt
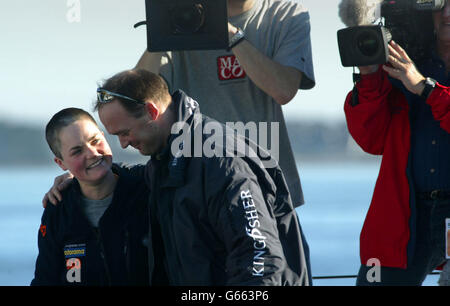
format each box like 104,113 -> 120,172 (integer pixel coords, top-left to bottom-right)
217,55 -> 246,81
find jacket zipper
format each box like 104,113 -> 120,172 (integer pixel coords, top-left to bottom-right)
95,228 -> 112,285
124,230 -> 131,282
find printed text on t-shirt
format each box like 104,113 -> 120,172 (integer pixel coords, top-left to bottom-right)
217,55 -> 246,81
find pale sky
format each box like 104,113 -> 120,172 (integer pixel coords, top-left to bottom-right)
0,0 -> 350,126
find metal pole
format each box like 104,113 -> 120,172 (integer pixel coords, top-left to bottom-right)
312,271 -> 441,280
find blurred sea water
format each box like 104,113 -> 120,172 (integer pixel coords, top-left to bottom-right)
0,162 -> 441,286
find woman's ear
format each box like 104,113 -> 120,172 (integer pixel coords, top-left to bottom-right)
54,157 -> 68,171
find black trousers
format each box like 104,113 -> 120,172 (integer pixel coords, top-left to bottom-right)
356,196 -> 450,286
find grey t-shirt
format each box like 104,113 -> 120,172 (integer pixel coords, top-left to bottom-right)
158,0 -> 315,206
80,193 -> 113,228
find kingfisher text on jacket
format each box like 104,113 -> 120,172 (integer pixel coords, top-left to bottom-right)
241,189 -> 267,277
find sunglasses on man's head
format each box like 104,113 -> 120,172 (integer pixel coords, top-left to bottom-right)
96,88 -> 146,105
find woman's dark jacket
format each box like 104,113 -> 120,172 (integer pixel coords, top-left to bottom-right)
31,164 -> 149,286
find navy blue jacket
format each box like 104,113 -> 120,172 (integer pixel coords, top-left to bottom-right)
145,91 -> 310,285
31,164 -> 149,286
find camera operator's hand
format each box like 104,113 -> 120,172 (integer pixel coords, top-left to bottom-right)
226,22 -> 302,105
382,41 -> 426,96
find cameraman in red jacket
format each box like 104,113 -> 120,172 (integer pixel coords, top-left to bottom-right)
344,3 -> 450,285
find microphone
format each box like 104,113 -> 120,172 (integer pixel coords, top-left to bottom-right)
338,0 -> 383,27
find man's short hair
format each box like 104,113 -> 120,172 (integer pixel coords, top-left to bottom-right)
46,108 -> 98,159
95,69 -> 171,118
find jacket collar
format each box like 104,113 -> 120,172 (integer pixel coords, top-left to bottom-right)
68,164 -> 140,230
151,90 -> 201,188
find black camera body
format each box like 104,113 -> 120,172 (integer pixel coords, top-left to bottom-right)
143,0 -> 229,52
338,25 -> 391,67
337,0 -> 444,67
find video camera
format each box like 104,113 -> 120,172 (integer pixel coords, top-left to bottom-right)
337,0 -> 446,67
135,0 -> 229,52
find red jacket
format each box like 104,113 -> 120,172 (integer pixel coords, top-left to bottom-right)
344,66 -> 450,269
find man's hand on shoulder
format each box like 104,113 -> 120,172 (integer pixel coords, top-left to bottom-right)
42,172 -> 74,208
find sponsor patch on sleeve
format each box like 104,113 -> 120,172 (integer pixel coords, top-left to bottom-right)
39,224 -> 47,238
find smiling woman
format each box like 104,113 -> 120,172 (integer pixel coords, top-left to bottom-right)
31,107 -> 150,286
45,108 -> 116,200
55,121 -> 113,186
